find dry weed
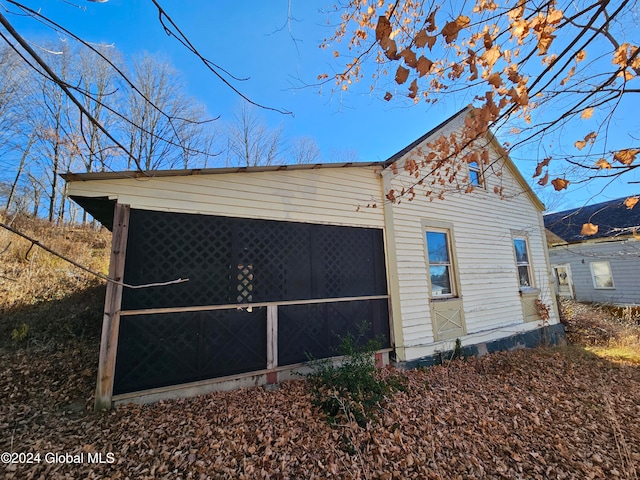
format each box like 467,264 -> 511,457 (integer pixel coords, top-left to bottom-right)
0,214 -> 110,310
1,213 -> 108,349
559,298 -> 640,363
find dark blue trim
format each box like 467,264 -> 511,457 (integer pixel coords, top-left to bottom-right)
398,323 -> 567,369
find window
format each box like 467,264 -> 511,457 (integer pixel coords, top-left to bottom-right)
468,160 -> 484,187
426,230 -> 455,297
590,261 -> 614,289
513,238 -> 532,288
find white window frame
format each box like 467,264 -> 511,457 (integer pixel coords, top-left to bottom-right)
513,236 -> 534,289
467,160 -> 485,188
589,261 -> 615,289
424,228 -> 457,299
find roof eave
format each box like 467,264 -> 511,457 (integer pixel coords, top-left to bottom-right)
61,161 -> 386,182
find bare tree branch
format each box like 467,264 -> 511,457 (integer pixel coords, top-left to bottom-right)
0,12 -> 147,171
0,220 -> 189,289
150,0 -> 293,115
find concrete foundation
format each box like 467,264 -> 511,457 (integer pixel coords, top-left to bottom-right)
397,323 -> 567,369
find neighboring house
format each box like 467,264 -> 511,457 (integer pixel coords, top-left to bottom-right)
63,108 -> 564,409
544,196 -> 640,305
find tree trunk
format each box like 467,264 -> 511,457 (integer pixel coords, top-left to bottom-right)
6,135 -> 34,211
48,145 -> 59,223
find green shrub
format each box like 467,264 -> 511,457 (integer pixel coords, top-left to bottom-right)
11,323 -> 29,343
306,331 -> 405,428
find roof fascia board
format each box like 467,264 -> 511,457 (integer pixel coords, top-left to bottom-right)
61,161 -> 385,183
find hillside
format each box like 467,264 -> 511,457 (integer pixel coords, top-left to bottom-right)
1,216 -> 639,479
0,214 -> 109,351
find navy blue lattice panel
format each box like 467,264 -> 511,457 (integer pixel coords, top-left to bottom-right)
198,307 -> 268,379
122,209 -> 233,309
277,303 -> 330,365
121,209 -> 387,310
312,225 -> 387,299
113,308 -> 267,395
113,313 -> 200,394
277,298 -> 390,366
233,220 -> 312,302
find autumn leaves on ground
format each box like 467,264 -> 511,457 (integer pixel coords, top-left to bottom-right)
1,217 -> 640,479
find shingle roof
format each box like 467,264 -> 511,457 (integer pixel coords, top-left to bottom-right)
543,195 -> 640,243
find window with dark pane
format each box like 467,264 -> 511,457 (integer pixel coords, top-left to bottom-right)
513,238 -> 532,287
426,230 -> 454,297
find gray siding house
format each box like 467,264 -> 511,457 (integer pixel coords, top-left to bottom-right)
544,196 -> 640,305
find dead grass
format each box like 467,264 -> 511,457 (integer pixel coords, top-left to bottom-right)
0,213 -> 108,349
559,297 -> 640,363
0,212 -> 110,308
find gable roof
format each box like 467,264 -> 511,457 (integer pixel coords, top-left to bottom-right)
62,106 -> 545,222
544,195 -> 640,244
383,107 -> 470,167
382,106 -> 545,212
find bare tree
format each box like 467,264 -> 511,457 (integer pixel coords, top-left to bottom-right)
0,40 -> 221,222
25,172 -> 46,218
5,134 -> 35,212
22,42 -> 78,223
226,102 -> 286,167
74,45 -> 123,175
0,45 -> 25,154
121,53 -> 217,170
0,1 -> 287,177
173,105 -> 219,169
0,44 -> 30,212
290,136 -> 322,164
122,54 -> 179,170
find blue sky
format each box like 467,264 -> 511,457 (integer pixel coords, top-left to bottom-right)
5,0 -> 639,211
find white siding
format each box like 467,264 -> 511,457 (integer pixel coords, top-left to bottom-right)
383,118 -> 558,361
67,166 -> 385,229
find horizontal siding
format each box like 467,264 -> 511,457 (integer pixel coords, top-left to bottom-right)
549,241 -> 640,305
67,167 -> 385,229
384,118 -> 556,359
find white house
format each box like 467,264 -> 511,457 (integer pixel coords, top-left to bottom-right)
63,108 -> 564,409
